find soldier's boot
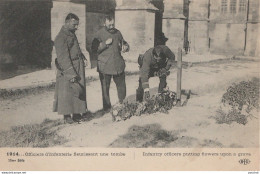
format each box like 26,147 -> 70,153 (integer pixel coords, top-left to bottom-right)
72,114 -> 82,124
64,115 -> 74,124
136,88 -> 144,102
81,111 -> 93,122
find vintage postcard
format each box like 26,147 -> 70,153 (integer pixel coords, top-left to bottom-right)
0,0 -> 259,172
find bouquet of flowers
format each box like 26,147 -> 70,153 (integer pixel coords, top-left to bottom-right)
111,89 -> 177,122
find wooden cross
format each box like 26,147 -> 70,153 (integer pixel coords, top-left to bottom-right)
176,48 -> 182,107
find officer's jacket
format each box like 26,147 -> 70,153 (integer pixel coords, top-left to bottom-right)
92,27 -> 129,75
140,45 -> 175,89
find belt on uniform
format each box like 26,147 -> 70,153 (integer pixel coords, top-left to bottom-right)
71,57 -> 79,61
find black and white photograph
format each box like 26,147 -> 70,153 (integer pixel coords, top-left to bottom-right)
0,0 -> 259,171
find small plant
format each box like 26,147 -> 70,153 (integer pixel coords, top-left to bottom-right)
111,90 -> 177,122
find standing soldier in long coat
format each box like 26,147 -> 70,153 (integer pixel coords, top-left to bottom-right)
53,13 -> 88,124
92,15 -> 129,113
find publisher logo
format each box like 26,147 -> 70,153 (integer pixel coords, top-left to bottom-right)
239,158 -> 251,165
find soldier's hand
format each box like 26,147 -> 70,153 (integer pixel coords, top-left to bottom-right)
105,38 -> 113,45
121,44 -> 129,53
84,59 -> 88,67
144,91 -> 150,101
160,68 -> 167,74
70,77 -> 77,83
70,76 -> 80,83
158,68 -> 170,77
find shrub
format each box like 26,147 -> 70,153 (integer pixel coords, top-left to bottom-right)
222,77 -> 259,112
214,78 -> 259,125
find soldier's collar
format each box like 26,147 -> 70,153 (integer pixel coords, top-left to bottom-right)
61,26 -> 75,37
104,27 -> 117,34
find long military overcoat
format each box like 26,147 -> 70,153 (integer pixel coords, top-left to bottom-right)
53,26 -> 87,115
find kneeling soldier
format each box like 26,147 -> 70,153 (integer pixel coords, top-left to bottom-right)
136,45 -> 176,102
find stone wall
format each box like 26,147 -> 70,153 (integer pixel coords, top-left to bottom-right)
162,0 -> 185,53
245,0 -> 260,56
188,21 -> 209,54
209,23 -> 245,55
188,0 -> 209,54
189,0 -> 209,20
245,23 -> 259,56
163,19 -> 184,53
115,10 -> 155,62
209,0 -> 253,56
210,0 -> 247,23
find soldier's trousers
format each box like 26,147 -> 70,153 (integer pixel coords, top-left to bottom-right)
136,72 -> 167,102
99,72 -> 126,110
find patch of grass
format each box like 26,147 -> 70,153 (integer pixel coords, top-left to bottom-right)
199,139 -> 223,148
0,83 -> 56,100
109,124 -> 178,148
167,136 -> 199,148
214,108 -> 248,125
0,119 -> 67,147
229,143 -> 243,148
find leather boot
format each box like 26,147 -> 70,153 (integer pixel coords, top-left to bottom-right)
64,115 -> 74,124
136,88 -> 144,102
72,114 -> 82,124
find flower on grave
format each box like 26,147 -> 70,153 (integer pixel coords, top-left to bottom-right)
111,88 -> 180,122
112,109 -> 119,116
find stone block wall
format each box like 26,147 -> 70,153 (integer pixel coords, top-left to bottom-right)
188,21 -> 209,54
162,0 -> 185,53
245,0 -> 260,56
245,23 -> 259,56
163,19 -> 185,54
210,0 -> 247,23
209,23 -> 245,55
115,10 -> 155,62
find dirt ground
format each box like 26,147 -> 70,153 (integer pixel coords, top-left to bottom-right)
0,59 -> 259,147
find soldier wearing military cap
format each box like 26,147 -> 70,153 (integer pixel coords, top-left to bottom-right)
53,13 -> 88,124
136,45 -> 176,102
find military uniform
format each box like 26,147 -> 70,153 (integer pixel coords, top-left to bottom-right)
137,45 -> 175,101
53,26 -> 87,115
92,27 -> 129,110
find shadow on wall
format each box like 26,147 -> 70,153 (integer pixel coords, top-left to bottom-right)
0,1 -> 53,73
